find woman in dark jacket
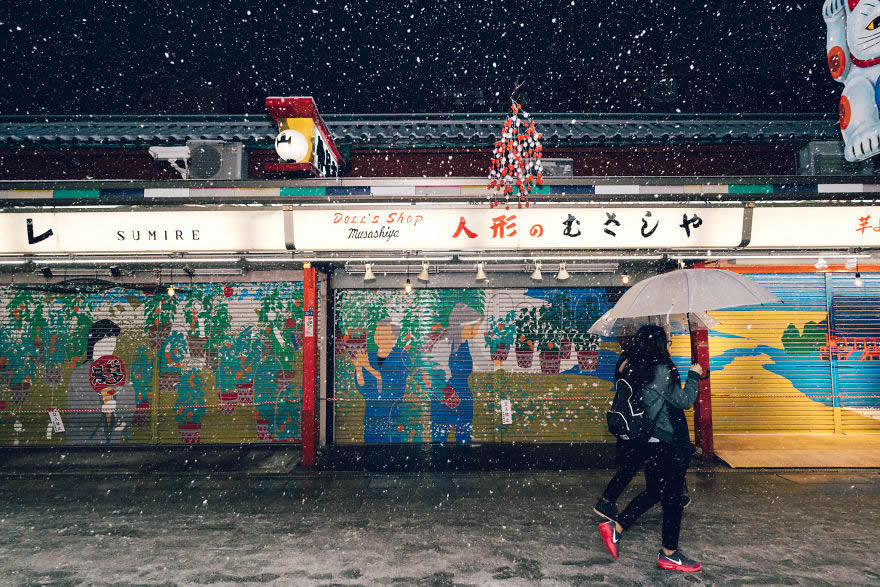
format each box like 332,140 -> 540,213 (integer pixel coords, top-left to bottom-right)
598,325 -> 703,573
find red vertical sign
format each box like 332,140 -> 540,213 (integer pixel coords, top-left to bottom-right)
688,317 -> 714,462
301,266 -> 317,467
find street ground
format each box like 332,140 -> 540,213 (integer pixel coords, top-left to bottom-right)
0,448 -> 877,586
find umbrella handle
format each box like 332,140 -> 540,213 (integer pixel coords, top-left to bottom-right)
698,369 -> 710,381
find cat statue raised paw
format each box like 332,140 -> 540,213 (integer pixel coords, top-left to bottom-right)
825,0 -> 880,161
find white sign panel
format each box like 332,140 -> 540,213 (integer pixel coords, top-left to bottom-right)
500,399 -> 513,425
0,210 -> 286,254
291,207 -> 744,251
48,409 -> 65,433
749,207 -> 880,248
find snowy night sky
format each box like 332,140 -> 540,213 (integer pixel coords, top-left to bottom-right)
0,1 -> 834,115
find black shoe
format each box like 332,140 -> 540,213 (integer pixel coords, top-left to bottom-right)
593,498 -> 618,521
657,549 -> 701,572
681,494 -> 691,508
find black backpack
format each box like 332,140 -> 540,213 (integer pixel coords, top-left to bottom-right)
606,375 -> 660,442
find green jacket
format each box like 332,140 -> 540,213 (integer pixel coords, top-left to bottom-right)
642,364 -> 699,447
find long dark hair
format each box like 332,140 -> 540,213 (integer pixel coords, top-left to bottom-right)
85,319 -> 121,362
621,325 -> 680,391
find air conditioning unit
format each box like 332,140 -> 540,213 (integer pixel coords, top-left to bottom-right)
186,140 -> 248,180
541,158 -> 574,177
796,141 -> 872,176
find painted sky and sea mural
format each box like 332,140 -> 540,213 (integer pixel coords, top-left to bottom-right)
0,281 -> 304,445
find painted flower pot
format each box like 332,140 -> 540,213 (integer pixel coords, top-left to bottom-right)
44,366 -> 63,387
345,335 -> 367,360
236,382 -> 254,405
255,418 -> 273,441
132,400 -> 150,426
159,372 -> 178,393
539,350 -> 561,375
148,322 -> 172,351
515,348 -> 534,369
275,370 -> 295,395
218,390 -> 238,414
560,339 -> 572,360
491,343 -> 510,363
10,381 -> 30,405
187,336 -> 207,359
577,350 -> 599,372
204,350 -> 216,370
177,421 -> 202,444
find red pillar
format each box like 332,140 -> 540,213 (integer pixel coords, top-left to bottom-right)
688,317 -> 715,461
301,265 -> 317,467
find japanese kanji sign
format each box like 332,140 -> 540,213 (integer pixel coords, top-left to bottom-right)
289,207 -> 745,250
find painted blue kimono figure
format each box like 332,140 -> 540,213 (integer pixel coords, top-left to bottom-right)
353,319 -> 413,443
430,303 -> 483,443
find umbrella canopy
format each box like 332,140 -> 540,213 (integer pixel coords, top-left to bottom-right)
588,310 -> 718,337
601,268 -> 780,321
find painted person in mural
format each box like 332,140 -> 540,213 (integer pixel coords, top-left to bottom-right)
598,325 -> 704,573
353,318 -> 420,443
429,303 -> 482,443
65,319 -> 136,444
594,325 -> 691,522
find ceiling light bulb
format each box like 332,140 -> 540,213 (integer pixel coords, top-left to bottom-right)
363,263 -> 376,281
530,261 -> 543,281
621,273 -> 631,285
556,262 -> 570,280
854,272 -> 864,287
475,262 -> 488,281
166,285 -> 176,297
814,257 -> 828,270
417,261 -> 430,282
404,278 -> 413,293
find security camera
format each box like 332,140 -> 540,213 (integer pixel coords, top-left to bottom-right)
148,146 -> 191,179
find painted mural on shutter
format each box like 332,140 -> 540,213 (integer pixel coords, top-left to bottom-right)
333,287 -> 626,444
0,281 -> 304,446
705,272 -> 880,434
828,274 -> 880,432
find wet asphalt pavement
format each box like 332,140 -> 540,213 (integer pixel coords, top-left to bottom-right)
0,451 -> 878,585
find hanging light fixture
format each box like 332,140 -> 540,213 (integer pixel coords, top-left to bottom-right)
845,257 -> 858,271
556,262 -> 570,280
166,270 -> 175,296
363,263 -> 376,281
475,262 -> 488,281
530,261 -> 543,281
417,260 -> 430,282
814,257 -> 828,270
621,273 -> 631,285
855,261 -> 864,287
404,278 -> 413,293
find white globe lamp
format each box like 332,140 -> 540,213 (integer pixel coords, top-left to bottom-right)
275,129 -> 310,162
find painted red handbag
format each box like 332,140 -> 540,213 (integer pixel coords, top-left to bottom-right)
441,385 -> 461,409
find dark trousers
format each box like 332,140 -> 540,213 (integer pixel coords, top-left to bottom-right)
601,440 -> 647,502
617,442 -> 690,551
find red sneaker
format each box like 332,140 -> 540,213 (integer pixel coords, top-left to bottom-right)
657,550 -> 701,572
598,521 -> 620,559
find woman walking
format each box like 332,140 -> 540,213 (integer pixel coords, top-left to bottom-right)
598,325 -> 703,572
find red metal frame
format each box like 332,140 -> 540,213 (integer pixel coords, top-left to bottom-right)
301,266 -> 317,467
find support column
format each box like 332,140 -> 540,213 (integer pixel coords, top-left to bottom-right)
688,317 -> 715,461
301,264 -> 318,467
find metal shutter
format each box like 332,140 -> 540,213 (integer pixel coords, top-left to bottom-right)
828,273 -> 880,433
332,287 -> 622,445
0,279 -> 303,446
707,273 -> 836,434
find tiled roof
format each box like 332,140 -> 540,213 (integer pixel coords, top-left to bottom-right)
0,113 -> 840,147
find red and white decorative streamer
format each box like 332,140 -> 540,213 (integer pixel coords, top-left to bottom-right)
487,102 -> 544,209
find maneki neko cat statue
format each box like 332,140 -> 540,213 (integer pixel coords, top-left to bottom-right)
825,0 -> 880,161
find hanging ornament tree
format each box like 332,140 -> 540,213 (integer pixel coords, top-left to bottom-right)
487,101 -> 544,209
